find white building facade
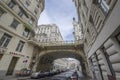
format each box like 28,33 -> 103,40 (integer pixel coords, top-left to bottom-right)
73,18 -> 83,41
0,0 -> 45,77
53,58 -> 68,71
35,24 -> 63,42
74,0 -> 120,80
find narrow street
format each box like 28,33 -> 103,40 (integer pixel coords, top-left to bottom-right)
50,70 -> 89,80
3,70 -> 90,80
0,0 -> 119,80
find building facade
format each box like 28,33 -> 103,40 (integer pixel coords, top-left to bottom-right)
53,58 -> 68,71
67,58 -> 80,70
0,0 -> 45,77
74,0 -> 120,80
73,18 -> 83,41
35,24 -> 63,42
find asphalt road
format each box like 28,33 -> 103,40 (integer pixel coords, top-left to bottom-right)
3,70 -> 90,80
28,70 -> 89,80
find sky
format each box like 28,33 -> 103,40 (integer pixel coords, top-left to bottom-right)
38,0 -> 77,41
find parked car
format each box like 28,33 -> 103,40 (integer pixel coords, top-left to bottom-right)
31,71 -> 42,79
15,68 -> 31,77
49,71 -> 56,76
31,71 -> 51,79
50,77 -> 67,80
70,76 -> 78,80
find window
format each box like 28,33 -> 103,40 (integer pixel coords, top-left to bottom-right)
18,11 -> 23,17
34,9 -> 38,15
24,1 -> 30,7
18,7 -> 29,18
29,18 -> 34,24
10,19 -> 19,29
0,54 -> 3,61
18,7 -> 24,17
37,4 -> 39,8
116,32 -> 120,44
23,28 -> 30,37
100,0 -> 109,13
0,33 -> 12,48
89,15 -> 94,24
16,40 -> 25,52
85,38 -> 87,44
8,0 -> 16,9
93,0 -> 109,13
87,28 -> 89,33
0,7 -> 5,17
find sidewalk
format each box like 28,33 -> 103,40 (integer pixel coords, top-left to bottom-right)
0,76 -> 30,80
0,76 -> 16,80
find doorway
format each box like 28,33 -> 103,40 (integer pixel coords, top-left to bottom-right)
6,57 -> 19,75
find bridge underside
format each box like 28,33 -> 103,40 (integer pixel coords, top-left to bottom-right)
29,41 -> 88,75
36,50 -> 88,75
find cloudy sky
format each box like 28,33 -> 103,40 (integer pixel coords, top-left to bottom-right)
38,0 -> 77,41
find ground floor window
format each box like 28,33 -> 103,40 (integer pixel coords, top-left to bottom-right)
0,54 -> 3,61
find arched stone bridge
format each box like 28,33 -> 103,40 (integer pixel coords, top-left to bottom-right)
28,40 -> 89,75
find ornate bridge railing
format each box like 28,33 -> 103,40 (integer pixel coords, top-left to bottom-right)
28,38 -> 83,47
39,40 -> 83,46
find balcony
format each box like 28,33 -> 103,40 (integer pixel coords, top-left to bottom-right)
0,47 -> 7,54
90,4 -> 105,33
28,38 -> 39,46
91,0 -> 117,33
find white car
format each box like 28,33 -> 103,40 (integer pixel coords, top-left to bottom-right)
30,71 -> 41,79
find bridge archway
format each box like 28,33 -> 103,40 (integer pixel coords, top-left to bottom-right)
36,49 -> 88,75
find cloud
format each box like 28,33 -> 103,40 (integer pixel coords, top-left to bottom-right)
38,0 -> 77,41
38,10 -> 52,25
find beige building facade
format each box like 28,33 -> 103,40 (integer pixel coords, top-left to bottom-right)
73,18 -> 83,41
35,24 -> 63,42
0,0 -> 45,77
74,0 -> 120,80
53,58 -> 68,71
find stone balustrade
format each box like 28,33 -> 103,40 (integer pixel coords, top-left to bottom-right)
28,38 -> 83,47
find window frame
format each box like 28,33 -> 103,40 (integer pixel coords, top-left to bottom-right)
18,7 -> 29,18
0,33 -> 12,48
10,19 -> 19,29
24,1 -> 30,7
0,7 -> 5,17
8,0 -> 16,9
23,28 -> 30,37
29,18 -> 34,24
18,8 -> 24,17
34,9 -> 38,15
0,54 -> 3,61
115,32 -> 120,44
16,40 -> 25,52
